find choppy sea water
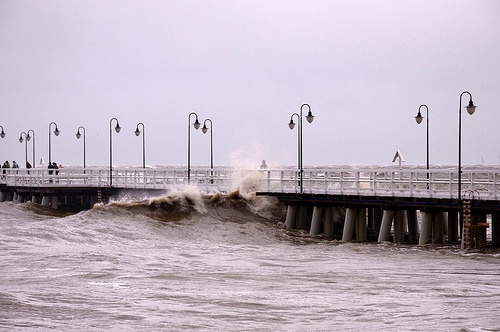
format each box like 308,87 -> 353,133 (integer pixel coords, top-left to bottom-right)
1,185 -> 500,331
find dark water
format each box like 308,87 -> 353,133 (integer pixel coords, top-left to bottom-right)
1,187 -> 500,331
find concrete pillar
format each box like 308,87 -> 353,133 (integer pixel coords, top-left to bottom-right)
492,213 -> 500,247
285,205 -> 297,229
432,212 -> 445,244
407,210 -> 419,243
13,192 -> 18,202
41,196 -> 51,207
342,208 -> 356,242
32,195 -> 41,204
474,214 -> 488,249
51,196 -> 59,209
323,207 -> 334,237
419,212 -> 432,245
309,206 -> 323,235
371,207 -> 383,237
378,210 -> 394,242
447,211 -> 459,243
5,192 -> 13,201
355,208 -> 367,242
0,192 -> 5,202
296,205 -> 306,229
393,210 -> 406,243
16,194 -> 24,203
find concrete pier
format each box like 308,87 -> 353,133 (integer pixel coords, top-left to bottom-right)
309,206 -> 323,235
323,207 -> 334,237
285,205 -> 298,229
378,210 -> 395,242
342,208 -> 356,241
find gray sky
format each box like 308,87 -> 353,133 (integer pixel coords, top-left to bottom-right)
1,0 -> 499,168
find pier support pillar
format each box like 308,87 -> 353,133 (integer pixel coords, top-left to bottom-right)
31,195 -> 41,204
492,213 -> 500,247
296,206 -> 306,229
342,208 -> 356,242
432,212 -> 445,244
285,205 -> 297,230
474,214 -> 488,249
310,206 -> 323,236
393,210 -> 407,243
41,196 -> 51,207
323,207 -> 334,237
16,194 -> 24,203
407,210 -> 419,243
447,211 -> 459,243
419,212 -> 432,245
378,210 -> 394,242
355,208 -> 367,242
5,192 -> 13,201
0,192 -> 5,202
13,192 -> 18,202
51,196 -> 59,209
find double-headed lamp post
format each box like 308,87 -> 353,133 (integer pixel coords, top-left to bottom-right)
75,126 -> 86,169
288,103 -> 314,193
0,125 -> 5,139
48,121 -> 60,165
187,112 -> 201,184
134,122 -> 146,169
19,132 -> 28,167
458,91 -> 477,200
27,129 -> 35,167
109,118 -> 121,186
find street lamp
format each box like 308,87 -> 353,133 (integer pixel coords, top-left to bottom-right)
458,91 -> 477,200
415,105 -> 429,171
109,117 -> 121,186
48,121 -> 60,165
27,129 -> 35,167
288,103 -> 314,193
201,119 -> 213,169
0,125 -> 5,138
202,118 -> 213,183
134,122 -> 146,169
76,126 -> 86,169
187,112 -> 200,184
19,132 -> 28,167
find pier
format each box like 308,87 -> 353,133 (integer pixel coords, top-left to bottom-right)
1,166 -> 500,249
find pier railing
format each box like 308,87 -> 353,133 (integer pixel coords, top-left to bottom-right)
260,168 -> 500,201
1,167 -> 500,201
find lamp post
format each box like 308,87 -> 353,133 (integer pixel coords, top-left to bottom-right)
27,129 -> 35,167
415,104 -> 429,171
187,112 -> 200,184
0,125 -> 5,138
201,119 -> 213,169
19,132 -> 28,167
48,121 -> 60,165
202,118 -> 213,183
76,126 -> 86,169
109,117 -> 121,186
134,122 -> 146,169
288,103 -> 314,193
458,91 -> 477,200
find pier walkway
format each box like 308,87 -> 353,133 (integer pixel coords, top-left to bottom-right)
1,166 -> 500,248
1,166 -> 500,200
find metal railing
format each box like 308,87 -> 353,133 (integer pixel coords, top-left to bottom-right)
1,167 -> 500,201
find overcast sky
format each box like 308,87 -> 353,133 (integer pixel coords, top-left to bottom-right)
1,0 -> 499,169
